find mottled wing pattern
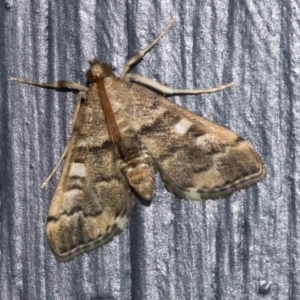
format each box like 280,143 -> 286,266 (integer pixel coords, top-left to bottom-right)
46,84 -> 135,262
105,77 -> 265,200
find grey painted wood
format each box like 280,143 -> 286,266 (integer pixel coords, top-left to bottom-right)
1,1 -> 298,299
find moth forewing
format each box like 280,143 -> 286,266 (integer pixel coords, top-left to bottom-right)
11,18 -> 265,261
45,73 -> 136,261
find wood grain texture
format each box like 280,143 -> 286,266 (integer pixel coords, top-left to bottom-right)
1,1 -> 299,299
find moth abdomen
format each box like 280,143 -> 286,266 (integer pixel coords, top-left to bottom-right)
120,161 -> 154,200
117,124 -> 155,200
119,147 -> 155,200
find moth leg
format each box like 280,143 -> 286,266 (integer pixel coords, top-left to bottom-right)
40,91 -> 85,188
120,17 -> 176,79
10,77 -> 88,92
125,73 -> 234,94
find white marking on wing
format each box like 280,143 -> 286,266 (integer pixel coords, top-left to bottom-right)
65,189 -> 79,200
124,166 -> 133,174
173,119 -> 193,135
140,150 -> 151,158
195,134 -> 218,146
76,140 -> 87,147
116,215 -> 129,230
64,189 -> 84,213
65,189 -> 82,201
136,163 -> 148,168
69,163 -> 86,177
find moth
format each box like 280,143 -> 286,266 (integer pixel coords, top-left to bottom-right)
11,18 -> 265,262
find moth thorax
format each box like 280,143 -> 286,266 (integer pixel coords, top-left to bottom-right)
86,59 -> 112,83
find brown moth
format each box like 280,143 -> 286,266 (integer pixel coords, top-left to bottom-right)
11,18 -> 265,262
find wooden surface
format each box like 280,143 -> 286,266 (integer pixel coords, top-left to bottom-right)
1,1 -> 299,299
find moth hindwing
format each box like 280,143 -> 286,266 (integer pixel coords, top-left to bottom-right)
11,18 -> 265,261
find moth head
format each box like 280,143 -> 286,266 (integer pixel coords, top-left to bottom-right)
86,58 -> 113,83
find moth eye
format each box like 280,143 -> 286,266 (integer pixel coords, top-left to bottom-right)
86,70 -> 95,83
